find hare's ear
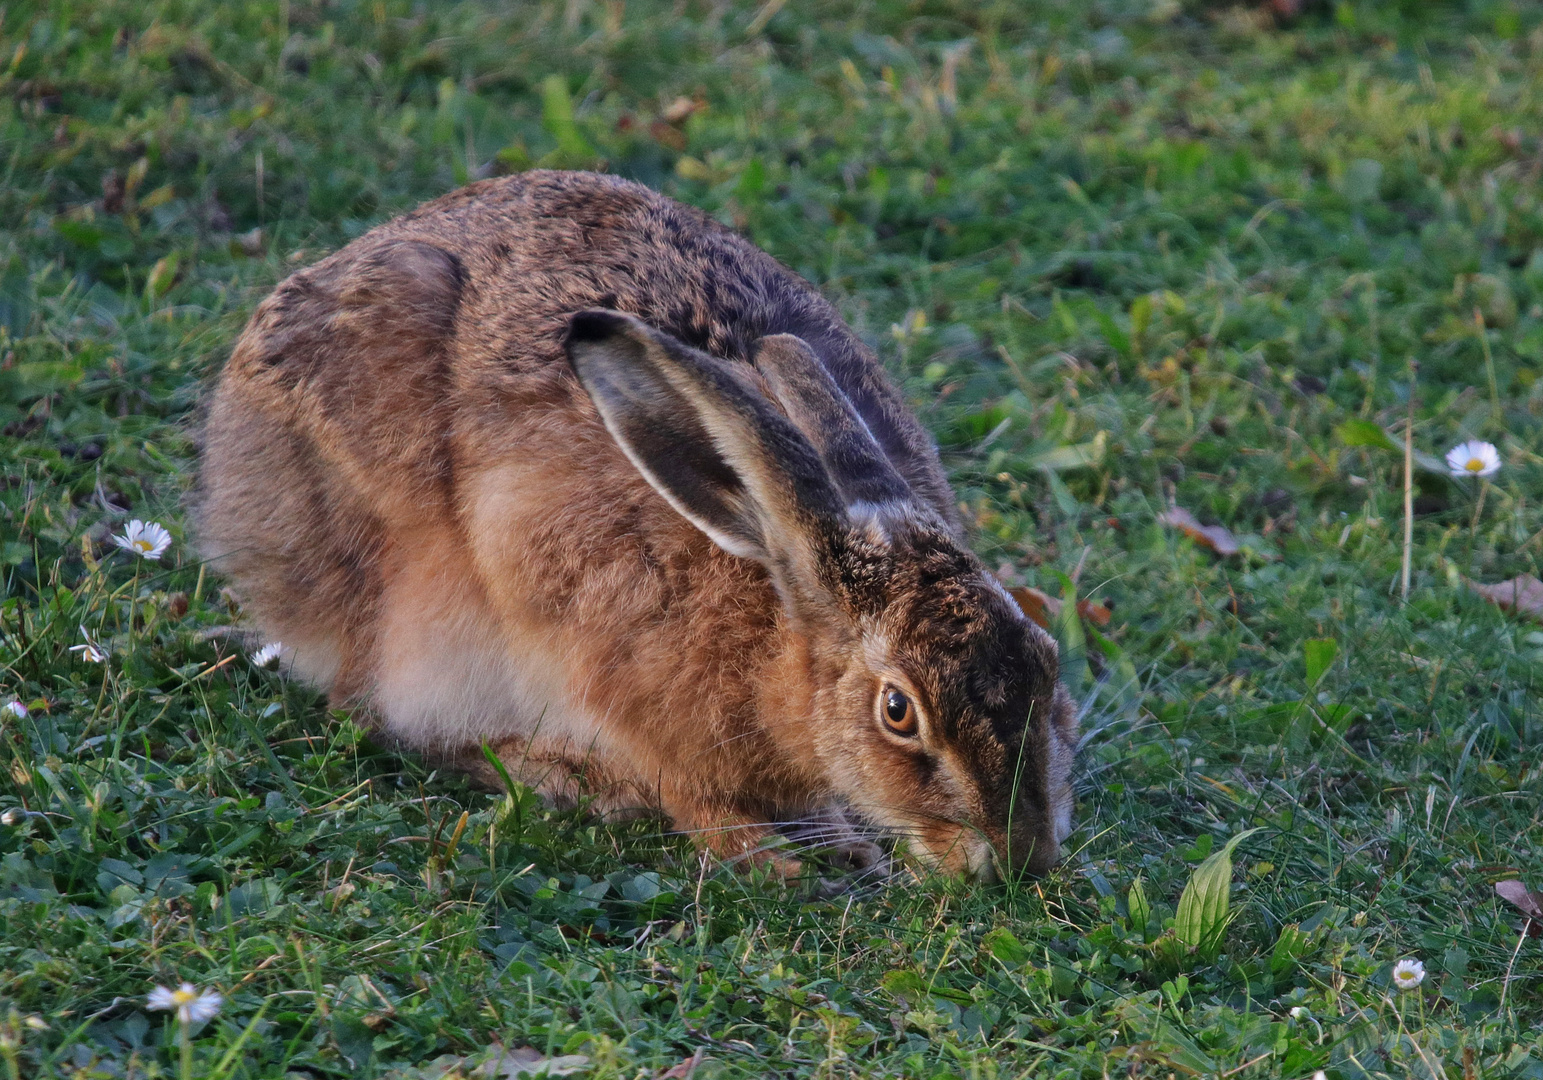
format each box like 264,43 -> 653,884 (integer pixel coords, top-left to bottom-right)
565,310 -> 845,585
752,334 -> 914,523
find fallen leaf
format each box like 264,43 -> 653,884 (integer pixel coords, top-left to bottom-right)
1007,586 -> 1112,630
483,1047 -> 590,1079
1496,880 -> 1543,919
649,119 -> 687,151
1159,507 -> 1240,557
662,95 -> 702,124
656,1049 -> 706,1079
1009,586 -> 1055,628
233,226 -> 265,257
1079,598 -> 1112,628
1468,575 -> 1543,621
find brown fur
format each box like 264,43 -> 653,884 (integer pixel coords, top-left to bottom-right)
197,171 -> 1077,879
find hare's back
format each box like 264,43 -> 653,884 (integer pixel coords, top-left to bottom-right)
362,172 -> 955,521
383,170 -> 857,384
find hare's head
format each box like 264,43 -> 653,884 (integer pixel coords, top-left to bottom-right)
566,310 -> 1077,880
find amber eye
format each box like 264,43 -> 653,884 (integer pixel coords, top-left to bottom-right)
880,686 -> 918,736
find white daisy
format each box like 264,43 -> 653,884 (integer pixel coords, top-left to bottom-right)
147,982 -> 222,1025
1445,440 -> 1500,478
1392,957 -> 1425,991
0,808 -> 21,826
250,642 -> 284,669
1288,1006 -> 1309,1020
112,520 -> 172,561
69,627 -> 108,664
3,701 -> 26,720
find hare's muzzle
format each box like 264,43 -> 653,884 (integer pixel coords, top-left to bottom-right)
977,818 -> 1063,882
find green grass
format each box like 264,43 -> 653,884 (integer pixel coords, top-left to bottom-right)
3,0 -> 1543,1076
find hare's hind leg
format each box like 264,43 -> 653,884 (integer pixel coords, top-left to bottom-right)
199,238 -> 468,701
198,376 -> 381,697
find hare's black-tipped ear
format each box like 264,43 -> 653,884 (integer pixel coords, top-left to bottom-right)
565,310 -> 845,589
753,334 -> 912,517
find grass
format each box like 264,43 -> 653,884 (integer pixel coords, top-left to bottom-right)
3,0 -> 1543,1076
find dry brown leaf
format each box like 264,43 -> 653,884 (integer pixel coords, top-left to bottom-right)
1079,598 -> 1113,628
662,95 -> 701,124
1496,879 -> 1543,919
1468,575 -> 1543,621
1008,586 -> 1056,628
1007,586 -> 1112,630
1159,507 -> 1240,557
482,1047 -> 590,1079
656,1049 -> 706,1079
378,1044 -> 592,1080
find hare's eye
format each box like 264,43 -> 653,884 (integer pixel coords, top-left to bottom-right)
881,686 -> 917,736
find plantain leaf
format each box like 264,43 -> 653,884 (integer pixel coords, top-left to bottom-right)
1269,922 -> 1311,976
1173,828 -> 1260,962
1128,874 -> 1152,942
1304,637 -> 1338,686
1335,418 -> 1398,451
879,969 -> 928,1009
539,74 -> 598,167
983,927 -> 1031,966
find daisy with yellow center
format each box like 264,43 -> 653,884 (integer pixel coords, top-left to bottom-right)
1391,957 -> 1425,991
112,520 -> 173,561
147,982 -> 222,1025
250,642 -> 284,669
1445,440 -> 1500,478
148,981 -> 222,1080
69,626 -> 108,664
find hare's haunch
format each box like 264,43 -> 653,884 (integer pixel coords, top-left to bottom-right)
198,171 -> 1076,879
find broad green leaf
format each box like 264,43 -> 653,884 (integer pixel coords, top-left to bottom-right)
1151,1026 -> 1216,1077
1092,307 -> 1131,357
983,927 -> 1030,966
1173,827 -> 1260,962
1340,419 -> 1454,473
331,1013 -> 376,1070
1335,418 -> 1398,451
1129,293 -> 1153,348
1045,470 -> 1079,518
226,876 -> 285,917
1304,637 -> 1338,686
1050,571 -> 1089,694
1128,874 -> 1152,941
879,969 -> 928,1008
540,74 -> 597,166
144,252 -> 180,301
1269,922 -> 1311,975
1051,292 -> 1079,336
1026,431 -> 1107,472
1180,833 -> 1213,862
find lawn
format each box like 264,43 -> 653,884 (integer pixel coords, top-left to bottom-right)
3,0 -> 1543,1076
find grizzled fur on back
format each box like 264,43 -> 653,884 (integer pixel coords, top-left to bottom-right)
197,170 -> 1077,880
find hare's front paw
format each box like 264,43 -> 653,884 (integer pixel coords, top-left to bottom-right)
780,806 -> 890,880
663,799 -> 806,880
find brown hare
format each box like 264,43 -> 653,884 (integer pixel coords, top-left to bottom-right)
197,170 -> 1077,880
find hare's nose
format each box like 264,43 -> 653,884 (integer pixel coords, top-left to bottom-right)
966,838 -> 1000,883
998,828 -> 1060,879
